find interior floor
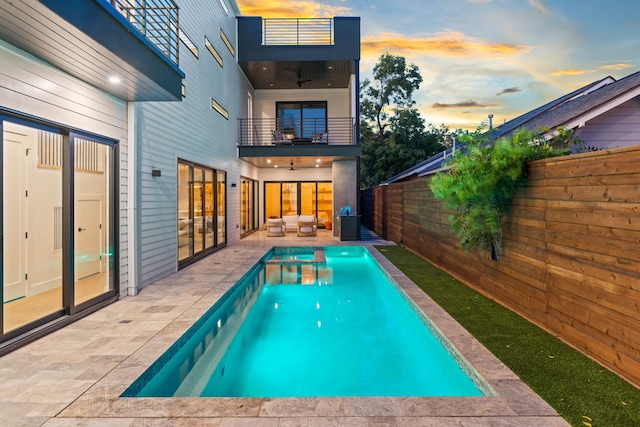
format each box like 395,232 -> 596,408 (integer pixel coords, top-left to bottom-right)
3,272 -> 110,332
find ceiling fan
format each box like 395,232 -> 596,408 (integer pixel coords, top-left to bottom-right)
296,70 -> 312,88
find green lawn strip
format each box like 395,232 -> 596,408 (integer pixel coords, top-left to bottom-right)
376,245 -> 639,427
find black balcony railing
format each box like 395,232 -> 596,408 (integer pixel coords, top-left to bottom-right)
262,18 -> 334,46
110,0 -> 179,65
239,118 -> 358,146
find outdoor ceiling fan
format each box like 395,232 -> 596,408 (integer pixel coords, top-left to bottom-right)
296,70 -> 312,88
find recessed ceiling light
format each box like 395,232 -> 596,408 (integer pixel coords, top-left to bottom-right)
274,165 -> 278,168
109,76 -> 121,84
315,164 -> 319,168
270,83 -> 274,87
328,66 -> 333,69
327,83 -> 332,86
262,67 -> 267,70
267,159 -> 271,163
316,159 -> 320,162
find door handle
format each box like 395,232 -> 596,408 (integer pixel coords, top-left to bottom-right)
78,227 -> 86,232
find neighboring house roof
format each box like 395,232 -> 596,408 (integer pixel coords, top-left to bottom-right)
493,70 -> 640,139
490,75 -> 615,139
381,70 -> 640,185
380,149 -> 449,185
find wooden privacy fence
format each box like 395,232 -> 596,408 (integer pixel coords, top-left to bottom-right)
362,145 -> 640,387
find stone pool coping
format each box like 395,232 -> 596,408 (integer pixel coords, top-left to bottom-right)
0,230 -> 569,426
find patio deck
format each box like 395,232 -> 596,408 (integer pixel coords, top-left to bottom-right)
0,228 -> 568,426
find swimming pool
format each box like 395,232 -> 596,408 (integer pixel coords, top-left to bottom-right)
123,246 -> 487,398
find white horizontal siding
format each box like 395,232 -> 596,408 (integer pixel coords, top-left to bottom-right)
580,97 -> 640,149
0,39 -> 129,294
135,0 -> 256,288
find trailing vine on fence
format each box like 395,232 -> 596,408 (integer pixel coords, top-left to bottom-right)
429,127 -> 579,258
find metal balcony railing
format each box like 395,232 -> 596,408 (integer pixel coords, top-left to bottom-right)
110,0 -> 179,65
238,118 -> 358,147
262,18 -> 334,46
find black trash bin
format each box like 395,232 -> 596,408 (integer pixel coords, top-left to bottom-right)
338,206 -> 360,241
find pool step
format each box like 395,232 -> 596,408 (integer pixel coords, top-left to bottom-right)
313,247 -> 326,263
265,247 -> 326,264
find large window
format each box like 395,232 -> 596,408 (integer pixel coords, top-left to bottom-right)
2,116 -> 117,343
276,102 -> 327,140
265,181 -> 333,229
178,160 -> 225,266
241,177 -> 258,236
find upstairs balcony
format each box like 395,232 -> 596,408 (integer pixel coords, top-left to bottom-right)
239,117 -> 358,146
109,0 -> 179,66
237,16 -> 360,90
238,117 -> 360,167
0,0 -> 184,101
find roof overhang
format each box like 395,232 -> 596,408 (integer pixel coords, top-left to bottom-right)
0,0 -> 184,101
561,87 -> 640,131
237,16 -> 359,90
239,144 -> 360,168
239,59 -> 355,90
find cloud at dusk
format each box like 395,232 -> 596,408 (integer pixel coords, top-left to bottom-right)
496,87 -> 521,96
237,0 -> 350,18
528,0 -> 550,14
551,63 -> 634,77
432,100 -> 498,109
361,31 -> 529,59
600,63 -> 633,71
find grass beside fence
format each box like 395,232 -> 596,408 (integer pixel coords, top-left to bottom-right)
376,245 -> 639,427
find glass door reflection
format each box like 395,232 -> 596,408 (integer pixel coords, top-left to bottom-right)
3,124 -> 63,332
73,137 -> 114,306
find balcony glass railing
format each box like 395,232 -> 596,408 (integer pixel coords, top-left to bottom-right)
110,0 -> 179,65
238,118 -> 358,146
262,18 -> 334,46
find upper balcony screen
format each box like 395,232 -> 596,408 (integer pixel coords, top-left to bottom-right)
263,18 -> 334,46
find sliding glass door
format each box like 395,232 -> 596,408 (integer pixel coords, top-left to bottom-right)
276,102 -> 327,140
73,136 -> 115,307
177,160 -> 226,267
2,117 -> 117,342
264,181 -> 332,228
241,177 -> 258,236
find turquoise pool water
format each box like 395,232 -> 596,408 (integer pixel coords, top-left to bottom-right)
123,246 -> 485,397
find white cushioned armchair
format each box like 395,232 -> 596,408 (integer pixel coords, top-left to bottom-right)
297,215 -> 317,237
266,218 -> 285,237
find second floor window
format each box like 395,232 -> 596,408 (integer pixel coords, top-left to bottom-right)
276,101 -> 327,140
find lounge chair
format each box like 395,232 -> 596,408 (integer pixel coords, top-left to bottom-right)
266,218 -> 285,236
297,215 -> 317,237
271,129 -> 287,145
312,132 -> 328,144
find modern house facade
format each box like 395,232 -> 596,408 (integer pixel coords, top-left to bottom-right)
236,16 -> 361,237
0,0 -> 361,353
